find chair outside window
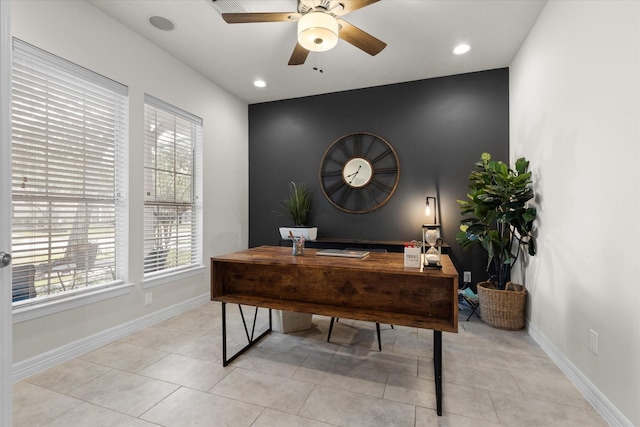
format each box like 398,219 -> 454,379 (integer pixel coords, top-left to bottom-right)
49,240 -> 99,290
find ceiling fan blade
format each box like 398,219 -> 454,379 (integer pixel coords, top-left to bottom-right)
288,43 -> 310,65
333,0 -> 380,15
337,19 -> 386,56
222,12 -> 300,23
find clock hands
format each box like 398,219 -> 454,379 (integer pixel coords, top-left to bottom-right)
345,165 -> 361,184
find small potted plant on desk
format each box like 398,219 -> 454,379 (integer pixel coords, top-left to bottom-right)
278,181 -> 318,242
457,152 -> 537,330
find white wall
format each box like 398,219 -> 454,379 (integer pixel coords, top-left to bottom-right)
10,1 -> 248,362
510,1 -> 640,425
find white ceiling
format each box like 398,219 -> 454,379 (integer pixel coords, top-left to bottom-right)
87,0 -> 547,104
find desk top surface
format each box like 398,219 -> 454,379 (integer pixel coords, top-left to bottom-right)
212,245 -> 457,278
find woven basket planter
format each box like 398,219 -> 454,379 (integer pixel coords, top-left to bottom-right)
477,281 -> 527,330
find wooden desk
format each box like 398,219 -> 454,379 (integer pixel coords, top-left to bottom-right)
210,245 -> 459,415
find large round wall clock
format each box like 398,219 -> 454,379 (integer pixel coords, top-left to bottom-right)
319,132 -> 400,214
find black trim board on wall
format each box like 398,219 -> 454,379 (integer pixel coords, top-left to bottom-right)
248,68 -> 509,284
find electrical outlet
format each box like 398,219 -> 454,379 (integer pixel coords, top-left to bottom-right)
145,292 -> 152,306
589,329 -> 598,355
463,271 -> 472,283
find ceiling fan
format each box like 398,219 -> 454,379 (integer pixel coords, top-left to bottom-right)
219,0 -> 387,66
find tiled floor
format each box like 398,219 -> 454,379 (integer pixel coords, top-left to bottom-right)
13,302 -> 608,426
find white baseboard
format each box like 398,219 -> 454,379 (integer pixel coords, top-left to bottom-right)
12,293 -> 211,382
527,323 -> 634,427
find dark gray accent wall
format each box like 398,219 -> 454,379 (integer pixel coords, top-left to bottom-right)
248,68 -> 509,284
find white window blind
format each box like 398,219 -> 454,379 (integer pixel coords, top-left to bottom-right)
143,94 -> 202,277
11,39 -> 128,302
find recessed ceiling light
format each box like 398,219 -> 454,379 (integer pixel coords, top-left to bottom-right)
253,80 -> 267,88
452,44 -> 471,55
149,16 -> 175,31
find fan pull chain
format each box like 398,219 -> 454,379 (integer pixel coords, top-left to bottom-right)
312,50 -> 324,73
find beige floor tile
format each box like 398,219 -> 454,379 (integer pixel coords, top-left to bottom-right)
510,370 -> 592,408
233,346 -> 307,378
13,382 -> 83,427
491,391 -> 608,426
181,301 -> 222,320
153,309 -> 220,336
260,330 -> 340,360
392,324 -> 420,337
141,387 -> 263,427
299,385 -> 415,427
475,346 -> 562,377
79,341 -> 167,373
41,402 -> 158,426
439,360 -> 522,395
385,373 -> 501,423
118,326 -> 181,349
384,371 -> 436,409
252,408 -> 335,427
417,354 -> 435,380
138,353 -> 233,391
440,340 -> 481,367
415,406 -> 502,427
393,333 -> 433,357
440,382 -> 500,423
461,319 -> 507,337
333,346 -> 418,377
491,331 -> 549,358
67,369 -> 178,417
417,327 -> 435,341
210,367 -> 315,414
443,329 -> 495,350
24,358 -> 112,394
292,355 -> 388,397
155,331 -> 223,361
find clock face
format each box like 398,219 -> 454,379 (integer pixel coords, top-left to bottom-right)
342,157 -> 373,188
320,132 -> 400,214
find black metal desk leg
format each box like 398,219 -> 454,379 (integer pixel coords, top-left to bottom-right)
220,303 -> 272,367
434,330 -> 443,416
222,302 -> 228,366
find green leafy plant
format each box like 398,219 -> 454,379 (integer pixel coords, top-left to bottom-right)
281,181 -> 313,226
457,152 -> 537,290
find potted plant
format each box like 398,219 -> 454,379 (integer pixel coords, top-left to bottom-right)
278,181 -> 318,241
456,152 -> 537,330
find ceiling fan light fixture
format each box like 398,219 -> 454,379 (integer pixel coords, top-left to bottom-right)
297,12 -> 339,52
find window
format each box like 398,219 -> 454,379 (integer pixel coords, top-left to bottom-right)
11,39 -> 128,302
143,95 -> 202,277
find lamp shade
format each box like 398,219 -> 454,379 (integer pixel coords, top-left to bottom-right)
297,12 -> 339,52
